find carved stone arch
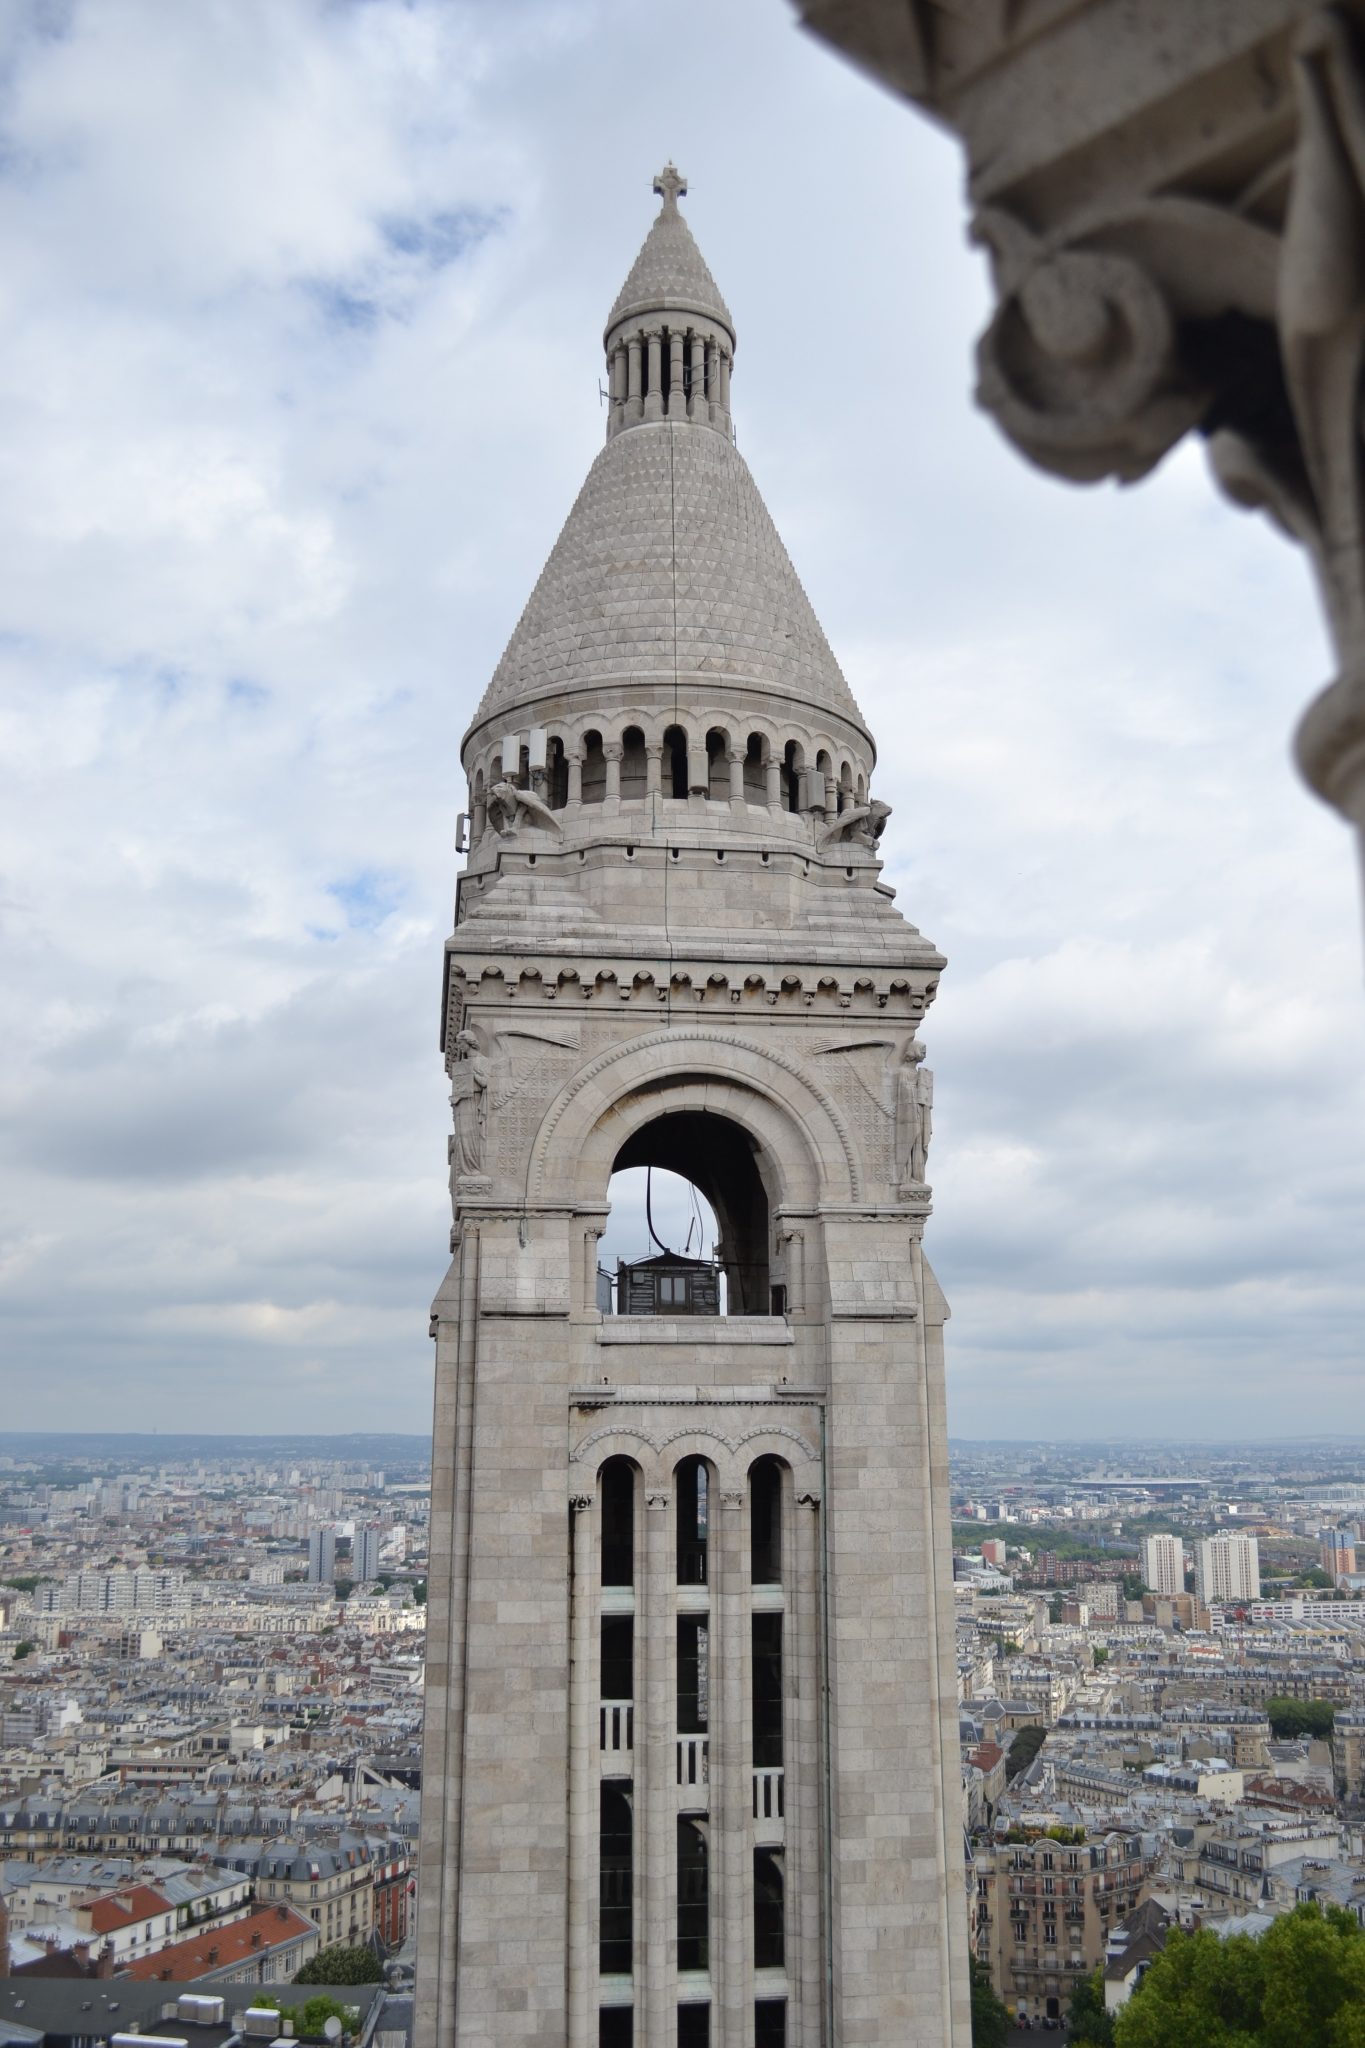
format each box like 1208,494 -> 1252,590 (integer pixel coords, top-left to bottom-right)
571,1428 -> 669,1493
528,1029 -> 859,1206
733,1425 -> 821,1467
662,1431 -> 735,1486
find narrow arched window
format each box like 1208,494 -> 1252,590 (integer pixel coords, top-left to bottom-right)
781,740 -> 802,815
706,728 -> 729,800
663,724 -> 689,799
744,733 -> 767,803
601,1459 -> 635,1588
676,1458 -> 708,1586
582,731 -> 606,804
750,1459 -> 782,1586
547,737 -> 569,810
621,725 -> 647,800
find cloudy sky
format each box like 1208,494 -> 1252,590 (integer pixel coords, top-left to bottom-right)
2,0 -> 1361,1441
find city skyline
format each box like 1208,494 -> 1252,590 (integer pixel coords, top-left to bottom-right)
2,0 -> 1363,1440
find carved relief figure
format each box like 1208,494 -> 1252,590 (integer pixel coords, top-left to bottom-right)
485,778 -> 563,837
816,797 -> 891,852
896,1037 -> 933,1186
450,1025 -> 491,1190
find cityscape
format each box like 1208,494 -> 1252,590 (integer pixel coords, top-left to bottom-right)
3,1433 -> 1365,2034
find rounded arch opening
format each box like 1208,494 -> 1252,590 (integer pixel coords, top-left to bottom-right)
581,730 -> 606,804
662,723 -> 689,800
705,727 -> 729,799
620,725 -> 647,801
603,1109 -> 772,1316
744,731 -> 768,802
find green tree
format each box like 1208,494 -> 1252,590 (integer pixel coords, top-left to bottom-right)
1005,1725 -> 1046,1780
1121,1572 -> 1145,1603
1115,1903 -> 1365,2048
413,1579 -> 427,1605
295,1996 -> 361,2039
2,1574 -> 41,1592
293,1945 -> 383,1986
12,1639 -> 36,1660
1069,1968 -> 1116,2046
969,1955 -> 1010,2048
1093,1645 -> 1110,1667
1265,1697 -> 1336,1740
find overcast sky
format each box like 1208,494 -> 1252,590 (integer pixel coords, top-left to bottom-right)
2,0 -> 1362,1442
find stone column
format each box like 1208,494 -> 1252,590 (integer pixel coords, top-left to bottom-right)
626,333 -> 642,425
567,747 -> 583,811
644,330 -> 664,423
728,745 -> 745,804
603,741 -> 623,810
582,1226 -> 604,1314
641,1485 -> 674,2047
714,1482 -> 753,2046
688,745 -> 709,801
688,333 -> 705,423
645,742 -> 663,799
765,753 -> 781,812
705,342 -> 718,427
790,1487 -> 823,2048
471,789 -> 487,842
568,1491 -> 599,2048
718,347 -> 732,430
608,344 -> 626,438
668,330 -> 685,419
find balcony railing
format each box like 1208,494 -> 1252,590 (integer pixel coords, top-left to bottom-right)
677,1733 -> 709,1791
600,1700 -> 633,1764
753,1767 -> 784,1822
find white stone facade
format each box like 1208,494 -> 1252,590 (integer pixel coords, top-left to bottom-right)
416,170 -> 970,2048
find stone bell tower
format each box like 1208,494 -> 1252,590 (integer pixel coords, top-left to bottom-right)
415,168 -> 970,2048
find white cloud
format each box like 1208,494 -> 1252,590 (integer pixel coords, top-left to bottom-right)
0,0 -> 1360,1435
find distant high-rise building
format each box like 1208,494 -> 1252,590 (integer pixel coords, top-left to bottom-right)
353,1525 -> 382,1584
1195,1533 -> 1260,1605
1141,1533 -> 1185,1598
1320,1529 -> 1357,1579
307,1527 -> 337,1584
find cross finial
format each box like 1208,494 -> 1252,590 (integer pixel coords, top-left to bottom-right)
653,163 -> 687,212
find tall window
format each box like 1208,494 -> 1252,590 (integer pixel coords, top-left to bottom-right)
663,725 -> 689,799
754,1851 -> 784,1968
677,1618 -> 708,1733
620,726 -> 647,801
755,2000 -> 787,2047
547,736 -> 569,809
599,1788 -> 632,1974
677,1819 -> 709,1970
750,1459 -> 782,1585
601,1460 -> 635,1588
676,1459 -> 708,1586
752,1614 -> 783,1768
598,2010 -> 632,2048
744,733 -> 767,802
601,1616 -> 633,1702
582,731 -> 607,804
677,2007 -> 710,2048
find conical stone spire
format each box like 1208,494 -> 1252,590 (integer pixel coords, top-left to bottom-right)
467,169 -> 868,744
605,163 -> 734,344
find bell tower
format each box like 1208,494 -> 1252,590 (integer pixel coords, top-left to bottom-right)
415,169 -> 970,2048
